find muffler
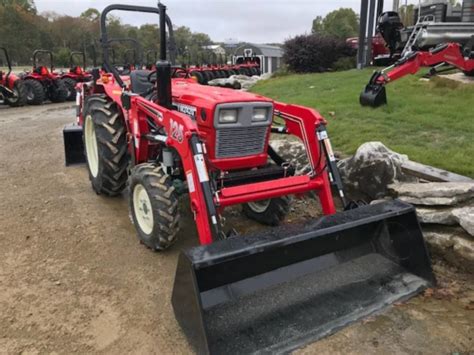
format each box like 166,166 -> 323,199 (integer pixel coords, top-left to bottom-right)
172,200 -> 435,354
63,123 -> 85,166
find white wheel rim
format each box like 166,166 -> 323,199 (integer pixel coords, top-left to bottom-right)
84,114 -> 99,178
26,85 -> 34,101
9,88 -> 19,102
247,199 -> 271,213
133,184 -> 154,235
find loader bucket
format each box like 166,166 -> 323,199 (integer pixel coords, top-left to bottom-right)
172,200 -> 434,354
360,84 -> 387,107
63,123 -> 85,166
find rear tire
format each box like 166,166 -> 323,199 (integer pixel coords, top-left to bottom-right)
242,196 -> 291,226
62,77 -> 77,101
50,79 -> 68,103
24,79 -> 45,105
5,80 -> 27,107
83,95 -> 129,196
129,164 -> 180,251
190,71 -> 205,84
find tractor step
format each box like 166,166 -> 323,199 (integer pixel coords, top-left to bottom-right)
172,200 -> 435,354
63,123 -> 85,166
220,164 -> 295,188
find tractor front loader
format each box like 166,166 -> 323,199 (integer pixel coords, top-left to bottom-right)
361,40 -> 474,107
0,47 -> 27,107
63,3 -> 435,354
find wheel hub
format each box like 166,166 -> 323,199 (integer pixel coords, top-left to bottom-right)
133,184 -> 154,235
84,114 -> 99,178
247,199 -> 271,213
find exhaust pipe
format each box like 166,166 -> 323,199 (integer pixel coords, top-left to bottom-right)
172,200 -> 435,354
156,2 -> 172,109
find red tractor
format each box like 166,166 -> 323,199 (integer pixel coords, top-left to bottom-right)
0,47 -> 27,107
63,4 -> 434,354
61,51 -> 93,101
23,50 -> 68,105
233,53 -> 261,75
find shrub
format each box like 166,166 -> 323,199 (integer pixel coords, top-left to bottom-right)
272,64 -> 292,78
332,56 -> 356,71
283,34 -> 355,73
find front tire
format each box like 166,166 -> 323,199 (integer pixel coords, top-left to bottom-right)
129,164 -> 180,251
242,196 -> 291,226
5,80 -> 27,107
83,95 -> 129,196
24,79 -> 45,105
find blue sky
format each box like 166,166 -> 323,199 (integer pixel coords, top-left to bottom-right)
35,0 -> 419,43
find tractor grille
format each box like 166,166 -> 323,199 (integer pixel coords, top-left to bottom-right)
216,126 -> 268,158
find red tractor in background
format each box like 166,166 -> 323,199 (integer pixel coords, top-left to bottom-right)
234,54 -> 261,75
0,47 -> 27,107
23,50 -> 68,105
108,38 -> 141,75
61,51 -> 93,101
63,4 -> 435,354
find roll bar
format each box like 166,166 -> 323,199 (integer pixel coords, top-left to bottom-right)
0,47 -> 12,75
100,3 -> 176,88
145,49 -> 158,65
70,51 -> 86,69
33,50 -> 54,71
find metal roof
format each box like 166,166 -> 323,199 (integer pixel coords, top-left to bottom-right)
234,43 -> 283,58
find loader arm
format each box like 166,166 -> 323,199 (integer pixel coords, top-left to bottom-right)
360,42 -> 474,107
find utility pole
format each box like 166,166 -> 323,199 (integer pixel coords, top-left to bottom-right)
393,0 -> 400,11
358,0 -> 382,69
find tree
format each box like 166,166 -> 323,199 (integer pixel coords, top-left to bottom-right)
311,16 -> 324,34
80,8 -> 100,22
311,8 -> 359,39
399,4 -> 415,26
0,0 -> 36,13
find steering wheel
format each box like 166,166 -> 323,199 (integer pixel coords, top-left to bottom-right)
146,66 -> 189,84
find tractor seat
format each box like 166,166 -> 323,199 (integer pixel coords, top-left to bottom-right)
71,66 -> 83,75
35,66 -> 49,75
130,70 -> 154,97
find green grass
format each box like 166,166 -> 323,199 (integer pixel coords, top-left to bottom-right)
251,69 -> 474,177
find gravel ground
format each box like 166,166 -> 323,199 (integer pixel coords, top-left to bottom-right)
0,103 -> 472,354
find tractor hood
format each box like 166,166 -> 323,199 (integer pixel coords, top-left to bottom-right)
171,79 -> 272,109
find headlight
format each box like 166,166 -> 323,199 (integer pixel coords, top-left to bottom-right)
252,108 -> 268,122
219,109 -> 238,124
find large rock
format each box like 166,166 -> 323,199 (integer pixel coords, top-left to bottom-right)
337,142 -> 416,199
453,236 -> 474,263
416,207 -> 457,225
270,139 -> 310,175
423,227 -> 474,271
452,206 -> 474,237
423,230 -> 455,250
389,182 -> 474,206
208,77 -> 241,89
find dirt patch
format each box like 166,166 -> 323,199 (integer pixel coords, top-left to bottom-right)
0,104 -> 472,354
440,72 -> 474,84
